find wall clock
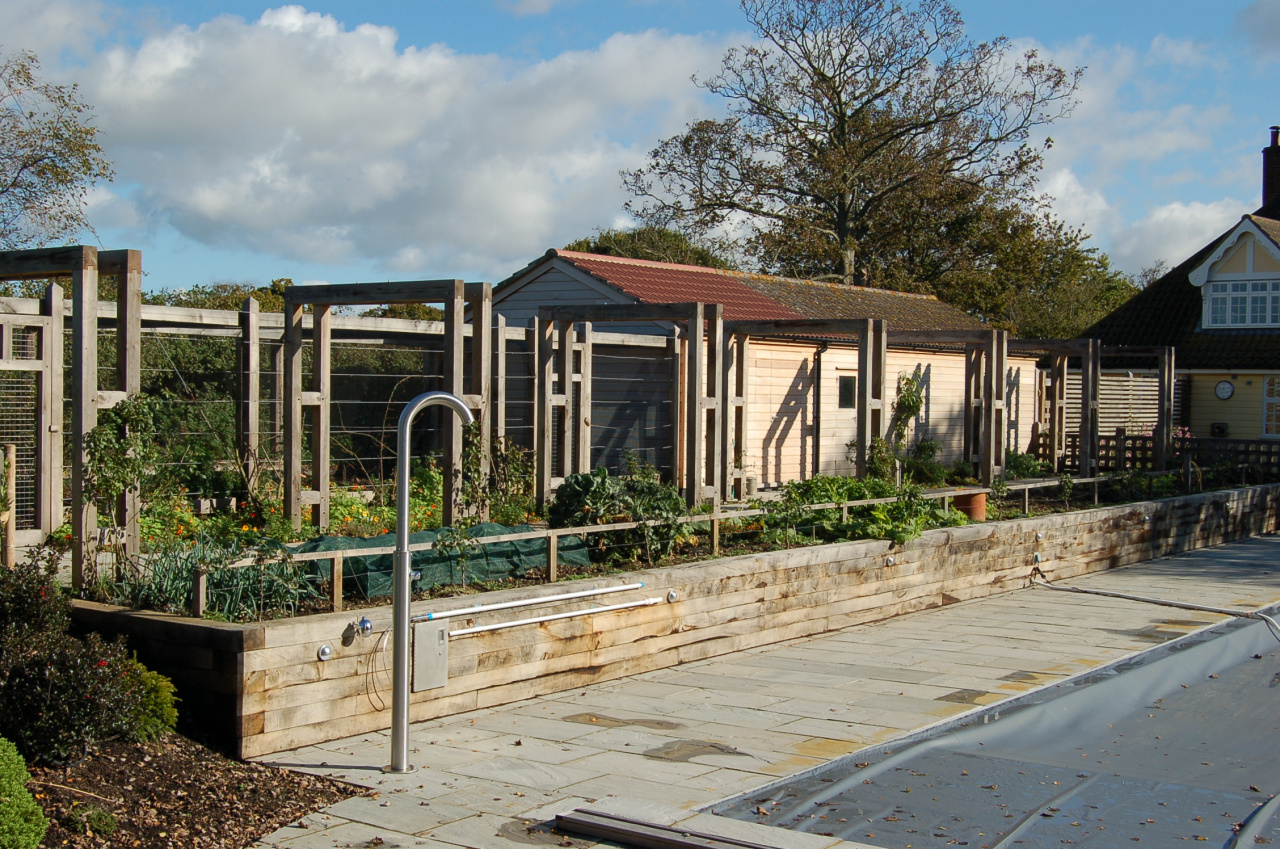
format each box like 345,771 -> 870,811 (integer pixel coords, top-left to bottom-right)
1215,380 -> 1235,400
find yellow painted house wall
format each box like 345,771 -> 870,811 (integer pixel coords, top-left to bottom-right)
1188,373 -> 1279,440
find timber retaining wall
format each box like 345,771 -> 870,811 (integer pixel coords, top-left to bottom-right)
71,484 -> 1280,758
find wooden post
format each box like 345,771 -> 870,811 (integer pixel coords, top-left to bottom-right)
310,304 -> 331,528
466,282 -> 492,515
685,303 -> 705,507
536,317 -> 554,508
442,280 -> 466,526
1049,354 -> 1067,472
238,298 -> 261,498
578,321 -> 593,471
1080,339 -> 1101,477
193,570 -> 207,619
718,329 -> 740,498
557,322 -> 574,477
71,247 -> 99,588
547,530 -> 559,582
706,305 -> 724,505
41,284 -> 64,539
711,511 -> 720,555
108,250 -> 143,559
668,328 -> 684,485
1115,426 -> 1127,472
855,319 -> 887,477
331,552 -> 344,613
1022,486 -> 1030,515
271,343 -> 284,453
963,343 -> 983,474
493,313 -> 507,443
283,303 -> 304,530
1155,346 -> 1175,471
980,329 -> 1007,486
2,444 -> 15,568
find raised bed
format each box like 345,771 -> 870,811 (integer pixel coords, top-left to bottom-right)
71,484 -> 1280,759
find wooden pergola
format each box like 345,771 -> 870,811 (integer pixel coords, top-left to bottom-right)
279,280 -> 491,528
0,246 -> 142,587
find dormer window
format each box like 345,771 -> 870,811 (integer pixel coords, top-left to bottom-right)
1207,280 -> 1280,327
1191,220 -> 1280,329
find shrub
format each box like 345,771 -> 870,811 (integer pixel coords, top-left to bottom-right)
63,804 -> 117,837
126,659 -> 178,742
0,736 -> 47,849
0,550 -> 179,763
0,631 -> 140,763
1005,451 -> 1051,480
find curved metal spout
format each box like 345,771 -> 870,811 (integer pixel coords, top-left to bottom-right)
388,391 -> 474,774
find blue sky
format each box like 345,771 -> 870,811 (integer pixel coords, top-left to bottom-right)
5,0 -> 1280,291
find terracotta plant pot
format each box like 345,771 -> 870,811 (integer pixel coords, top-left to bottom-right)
951,491 -> 987,521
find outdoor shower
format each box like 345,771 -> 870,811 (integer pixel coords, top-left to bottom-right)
386,391 -> 473,774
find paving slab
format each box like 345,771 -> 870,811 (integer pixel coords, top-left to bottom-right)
254,536 -> 1280,849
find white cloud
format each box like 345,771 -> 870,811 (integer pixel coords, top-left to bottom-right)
1236,0 -> 1280,57
1108,199 -> 1247,273
0,0 -> 110,62
1041,168 -> 1113,232
70,6 -> 726,279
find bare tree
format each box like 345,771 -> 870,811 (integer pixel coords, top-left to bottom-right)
624,0 -> 1081,286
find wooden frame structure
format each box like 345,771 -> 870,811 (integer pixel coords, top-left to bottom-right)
537,303 -> 725,508
279,281 -> 491,529
0,246 -> 141,587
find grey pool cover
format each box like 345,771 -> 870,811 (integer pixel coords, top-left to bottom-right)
713,613 -> 1280,848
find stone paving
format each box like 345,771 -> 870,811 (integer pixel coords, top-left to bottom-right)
254,535 -> 1280,848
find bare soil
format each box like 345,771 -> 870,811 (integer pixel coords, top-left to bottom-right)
30,734 -> 359,848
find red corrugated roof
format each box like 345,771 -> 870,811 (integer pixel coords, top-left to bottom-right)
553,250 -> 806,321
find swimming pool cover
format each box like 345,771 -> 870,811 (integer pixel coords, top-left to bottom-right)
714,613 -> 1280,847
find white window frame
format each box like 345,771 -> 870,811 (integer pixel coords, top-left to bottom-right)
1266,376 -> 1280,438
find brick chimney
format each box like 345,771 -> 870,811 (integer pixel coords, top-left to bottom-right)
1266,126 -> 1280,209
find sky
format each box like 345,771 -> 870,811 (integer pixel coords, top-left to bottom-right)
4,0 -> 1280,291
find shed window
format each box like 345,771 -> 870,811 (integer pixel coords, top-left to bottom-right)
838,375 -> 857,409
1267,377 -> 1280,437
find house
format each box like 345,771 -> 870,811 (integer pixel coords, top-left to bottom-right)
495,250 -> 1042,487
1085,127 -> 1280,441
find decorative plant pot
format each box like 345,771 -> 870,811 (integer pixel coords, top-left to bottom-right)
951,491 -> 987,521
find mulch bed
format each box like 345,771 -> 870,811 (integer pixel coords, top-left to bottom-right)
30,734 -> 359,848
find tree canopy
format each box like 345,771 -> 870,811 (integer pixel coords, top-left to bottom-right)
0,49 -> 113,249
564,226 -> 735,269
623,0 -> 1081,290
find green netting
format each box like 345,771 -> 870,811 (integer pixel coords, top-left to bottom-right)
290,523 -> 589,599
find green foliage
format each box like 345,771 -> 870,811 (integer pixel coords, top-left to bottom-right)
96,534 -> 323,622
0,49 -> 113,250
62,804 -> 117,837
767,476 -> 966,547
1058,472 -> 1075,506
124,659 -> 178,742
0,736 -> 47,849
1004,451 -> 1051,480
564,226 -> 735,269
143,279 -> 291,312
84,395 -> 165,512
901,439 -> 949,486
462,426 -> 535,527
548,456 -> 686,564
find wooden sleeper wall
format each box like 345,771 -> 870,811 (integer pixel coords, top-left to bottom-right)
71,484 -> 1280,759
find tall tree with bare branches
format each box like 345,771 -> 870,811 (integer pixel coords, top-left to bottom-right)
624,0 -> 1081,288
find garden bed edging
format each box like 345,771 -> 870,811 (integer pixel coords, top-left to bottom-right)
71,484 -> 1280,759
